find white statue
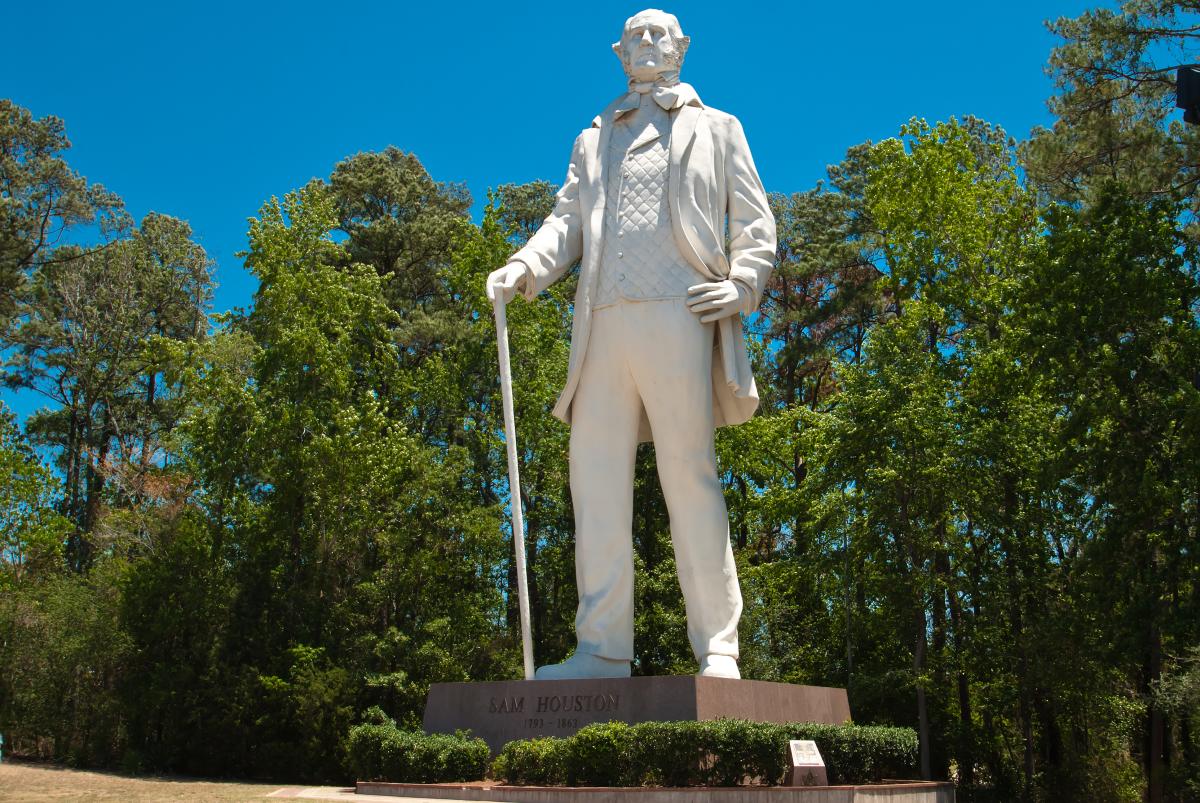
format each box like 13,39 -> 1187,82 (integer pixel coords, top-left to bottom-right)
487,8 -> 775,680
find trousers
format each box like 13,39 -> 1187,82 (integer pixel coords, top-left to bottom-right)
569,298 -> 742,662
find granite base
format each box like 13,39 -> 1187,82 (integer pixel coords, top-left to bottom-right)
423,676 -> 851,753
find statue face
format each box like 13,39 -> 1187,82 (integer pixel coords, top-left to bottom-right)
615,10 -> 688,83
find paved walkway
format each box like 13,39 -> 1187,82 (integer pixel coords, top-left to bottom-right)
267,788 -> 507,803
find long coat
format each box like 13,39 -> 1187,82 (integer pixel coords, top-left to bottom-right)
510,84 -> 776,441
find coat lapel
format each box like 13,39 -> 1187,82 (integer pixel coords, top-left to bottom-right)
668,103 -> 712,277
668,102 -> 701,175
558,98 -> 621,402
591,110 -> 614,269
584,98 -> 624,296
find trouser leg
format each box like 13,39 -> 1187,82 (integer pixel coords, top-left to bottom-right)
568,306 -> 641,660
625,300 -> 742,660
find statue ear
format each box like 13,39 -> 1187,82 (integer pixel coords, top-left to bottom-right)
612,40 -> 623,61
677,35 -> 691,60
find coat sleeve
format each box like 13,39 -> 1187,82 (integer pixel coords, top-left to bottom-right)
724,117 -> 776,310
509,131 -> 588,300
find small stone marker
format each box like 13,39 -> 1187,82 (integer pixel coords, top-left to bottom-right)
788,739 -> 828,786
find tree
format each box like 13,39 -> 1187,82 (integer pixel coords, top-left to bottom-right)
0,410 -> 127,766
402,192 -> 580,669
1024,1 -> 1200,215
758,146 -> 885,414
140,183 -> 512,779
0,405 -> 69,590
0,99 -> 126,327
5,213 -> 212,567
1154,647 -> 1200,796
803,118 -> 1052,793
327,147 -> 471,317
492,180 -> 557,246
1015,187 -> 1200,802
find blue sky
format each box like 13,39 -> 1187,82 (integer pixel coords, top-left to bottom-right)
3,0 -> 1097,419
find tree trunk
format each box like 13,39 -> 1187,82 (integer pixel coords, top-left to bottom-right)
844,531 -> 854,690
948,581 -> 974,789
930,542 -> 950,780
139,370 -> 158,476
505,546 -> 519,635
64,406 -> 85,570
521,471 -> 541,665
83,407 -> 114,536
915,604 -> 932,780
1020,684 -> 1034,802
1146,616 -> 1164,803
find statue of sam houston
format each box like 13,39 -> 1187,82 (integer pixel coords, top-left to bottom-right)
487,9 -> 776,680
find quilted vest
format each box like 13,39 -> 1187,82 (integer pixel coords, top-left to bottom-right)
594,100 -> 703,309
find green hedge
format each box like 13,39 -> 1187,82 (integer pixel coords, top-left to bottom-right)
491,719 -> 917,787
346,716 -> 489,783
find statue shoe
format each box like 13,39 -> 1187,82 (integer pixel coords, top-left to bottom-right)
697,654 -> 741,679
534,652 -> 632,680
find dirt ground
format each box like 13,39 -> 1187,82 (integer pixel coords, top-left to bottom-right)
0,759 -> 350,802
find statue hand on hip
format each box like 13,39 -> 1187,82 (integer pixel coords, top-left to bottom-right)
686,280 -> 752,323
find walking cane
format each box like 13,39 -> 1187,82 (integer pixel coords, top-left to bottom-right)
493,296 -> 536,681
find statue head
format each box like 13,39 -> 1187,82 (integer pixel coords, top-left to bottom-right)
612,9 -> 690,85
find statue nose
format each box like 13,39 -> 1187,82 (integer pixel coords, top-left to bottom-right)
640,30 -> 653,45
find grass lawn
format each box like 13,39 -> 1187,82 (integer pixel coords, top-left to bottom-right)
0,759 -> 358,801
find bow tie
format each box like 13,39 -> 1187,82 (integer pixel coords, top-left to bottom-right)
615,81 -> 697,117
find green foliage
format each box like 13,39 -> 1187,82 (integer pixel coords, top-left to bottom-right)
640,719 -> 787,786
490,736 -> 566,786
3,49 -> 1199,801
1024,1 -> 1200,216
116,510 -> 234,775
490,720 -> 917,787
563,721 -> 637,785
0,100 -> 127,325
1014,186 -> 1200,802
1155,647 -> 1200,797
491,180 -> 557,246
326,146 -> 471,338
0,404 -> 122,766
136,182 -> 512,779
788,723 -> 919,785
0,405 -> 70,589
346,715 -> 489,783
0,556 -> 131,765
5,209 -> 212,566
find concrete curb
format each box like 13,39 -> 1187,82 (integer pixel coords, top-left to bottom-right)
356,781 -> 955,803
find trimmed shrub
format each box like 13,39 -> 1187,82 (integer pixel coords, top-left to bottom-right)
563,721 -> 637,785
346,718 -> 489,783
491,737 -> 567,786
490,719 -> 918,787
704,719 -> 792,785
625,719 -> 788,786
782,723 -> 918,784
628,720 -> 706,786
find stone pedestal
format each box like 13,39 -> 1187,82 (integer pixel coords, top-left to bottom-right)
423,676 -> 851,753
